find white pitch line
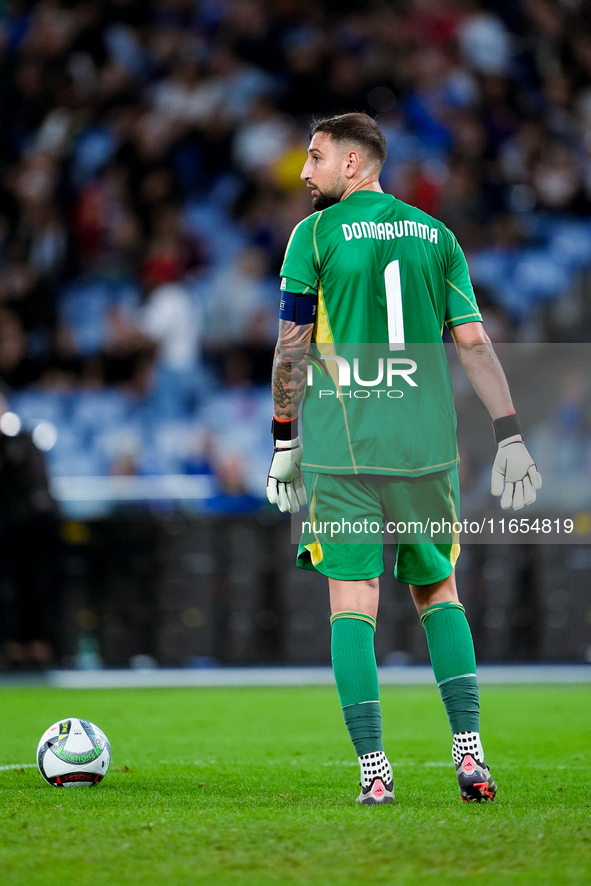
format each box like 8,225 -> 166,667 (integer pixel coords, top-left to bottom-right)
0,763 -> 36,772
321,761 -> 452,768
3,760 -> 586,775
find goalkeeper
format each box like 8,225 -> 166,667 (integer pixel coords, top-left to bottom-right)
266,113 -> 541,805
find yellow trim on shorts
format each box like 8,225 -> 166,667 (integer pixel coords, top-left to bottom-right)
305,476 -> 324,566
446,470 -> 461,567
304,542 -> 324,566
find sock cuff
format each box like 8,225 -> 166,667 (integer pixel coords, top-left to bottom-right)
343,699 -> 381,709
420,601 -> 465,627
330,611 -> 376,631
437,672 -> 477,687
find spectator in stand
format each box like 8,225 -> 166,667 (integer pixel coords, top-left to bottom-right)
204,245 -> 276,384
138,242 -> 205,418
532,141 -> 591,214
0,308 -> 42,388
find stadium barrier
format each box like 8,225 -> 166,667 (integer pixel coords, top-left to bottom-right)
52,514 -> 591,669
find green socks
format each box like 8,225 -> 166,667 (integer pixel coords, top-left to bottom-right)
330,603 -> 480,757
331,612 -> 383,756
421,602 -> 480,734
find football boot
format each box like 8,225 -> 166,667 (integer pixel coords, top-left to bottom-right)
456,753 -> 497,802
356,775 -> 395,805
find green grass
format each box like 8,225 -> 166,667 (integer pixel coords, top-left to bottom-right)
1,685 -> 590,885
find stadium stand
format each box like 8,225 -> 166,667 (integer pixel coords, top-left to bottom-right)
1,0 -> 591,508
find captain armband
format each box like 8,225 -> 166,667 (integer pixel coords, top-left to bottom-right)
279,291 -> 318,325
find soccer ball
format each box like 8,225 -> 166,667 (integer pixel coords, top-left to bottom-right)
37,718 -> 111,787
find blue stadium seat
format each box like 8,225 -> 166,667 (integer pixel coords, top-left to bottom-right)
184,202 -> 245,268
10,390 -> 67,426
138,446 -> 181,476
547,220 -> 591,271
59,280 -> 112,354
71,126 -> 117,187
70,390 -> 133,433
59,278 -> 141,355
467,251 -> 514,294
511,250 -> 571,301
47,448 -> 108,477
48,423 -> 82,455
93,423 -> 143,461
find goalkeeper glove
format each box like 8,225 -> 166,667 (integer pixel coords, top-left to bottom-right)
491,414 -> 542,510
266,417 -> 307,514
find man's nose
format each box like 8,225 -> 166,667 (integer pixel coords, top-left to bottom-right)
301,161 -> 310,181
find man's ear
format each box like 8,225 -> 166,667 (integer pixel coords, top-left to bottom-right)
344,150 -> 360,177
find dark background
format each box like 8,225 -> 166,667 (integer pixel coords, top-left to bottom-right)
54,512 -> 591,667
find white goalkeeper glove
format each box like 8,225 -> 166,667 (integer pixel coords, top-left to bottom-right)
266,418 -> 307,514
491,414 -> 542,510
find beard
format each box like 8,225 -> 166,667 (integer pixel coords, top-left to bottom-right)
311,189 -> 341,211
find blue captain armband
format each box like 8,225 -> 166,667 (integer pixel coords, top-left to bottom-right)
279,291 -> 317,325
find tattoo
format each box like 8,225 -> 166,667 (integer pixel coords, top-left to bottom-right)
272,320 -> 314,421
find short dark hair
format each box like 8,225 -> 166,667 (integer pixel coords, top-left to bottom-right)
310,112 -> 387,169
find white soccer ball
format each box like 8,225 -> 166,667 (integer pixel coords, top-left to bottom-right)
37,718 -> 111,787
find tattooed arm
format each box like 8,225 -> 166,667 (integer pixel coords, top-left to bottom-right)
267,319 -> 314,512
272,319 -> 315,421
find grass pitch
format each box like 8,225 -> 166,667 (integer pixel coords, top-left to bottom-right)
1,684 -> 590,886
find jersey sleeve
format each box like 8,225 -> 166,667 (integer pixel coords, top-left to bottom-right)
280,215 -> 320,295
444,234 -> 482,328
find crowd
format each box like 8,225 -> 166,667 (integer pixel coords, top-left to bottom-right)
1,0 -> 591,498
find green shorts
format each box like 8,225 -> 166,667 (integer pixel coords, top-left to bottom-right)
296,469 -> 461,585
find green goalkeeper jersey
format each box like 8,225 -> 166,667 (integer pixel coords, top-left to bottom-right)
280,190 -> 482,477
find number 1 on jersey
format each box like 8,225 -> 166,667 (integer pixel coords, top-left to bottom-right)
384,260 -> 405,350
